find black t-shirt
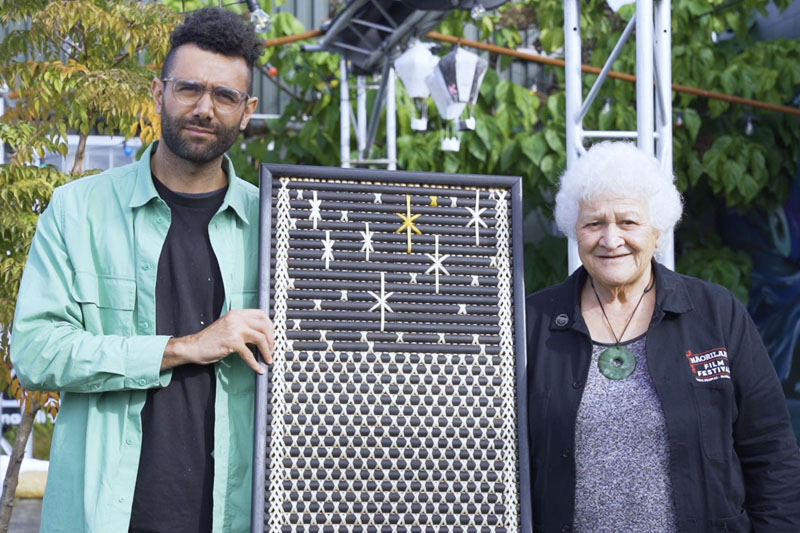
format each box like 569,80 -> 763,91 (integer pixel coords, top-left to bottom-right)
129,177 -> 226,533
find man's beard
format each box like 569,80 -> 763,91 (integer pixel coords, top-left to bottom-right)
159,109 -> 241,164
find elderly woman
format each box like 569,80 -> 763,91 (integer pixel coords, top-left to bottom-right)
525,141 -> 800,532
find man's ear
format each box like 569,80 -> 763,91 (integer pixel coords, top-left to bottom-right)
152,77 -> 165,114
239,96 -> 259,131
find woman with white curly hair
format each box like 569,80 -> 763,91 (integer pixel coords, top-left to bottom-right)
525,141 -> 800,532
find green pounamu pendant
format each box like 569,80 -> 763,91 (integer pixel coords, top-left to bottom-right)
598,345 -> 636,380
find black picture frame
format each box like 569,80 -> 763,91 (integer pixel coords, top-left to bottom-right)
253,164 -> 531,533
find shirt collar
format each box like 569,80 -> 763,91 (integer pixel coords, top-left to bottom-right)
128,141 -> 251,225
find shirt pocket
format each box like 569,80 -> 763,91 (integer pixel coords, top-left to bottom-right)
72,271 -> 136,335
691,381 -> 735,462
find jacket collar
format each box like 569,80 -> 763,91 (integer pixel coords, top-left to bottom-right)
548,260 -> 693,333
652,260 -> 693,316
128,141 -> 251,225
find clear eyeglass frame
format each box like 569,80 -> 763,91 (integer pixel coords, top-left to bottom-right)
161,77 -> 249,114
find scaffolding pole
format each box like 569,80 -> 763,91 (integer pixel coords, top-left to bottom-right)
338,59 -> 398,170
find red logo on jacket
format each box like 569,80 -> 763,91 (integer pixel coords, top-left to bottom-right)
685,348 -> 730,382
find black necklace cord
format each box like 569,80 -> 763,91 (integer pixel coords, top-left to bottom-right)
590,270 -> 655,346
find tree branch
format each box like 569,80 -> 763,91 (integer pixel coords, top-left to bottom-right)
0,405 -> 39,532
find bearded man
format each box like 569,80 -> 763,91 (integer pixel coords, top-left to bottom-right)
11,8 -> 274,532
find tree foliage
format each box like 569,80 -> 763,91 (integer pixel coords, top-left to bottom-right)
0,0 -> 180,418
244,0 -> 800,300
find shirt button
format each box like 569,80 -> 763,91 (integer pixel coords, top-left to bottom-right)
141,322 -> 149,329
156,217 -> 165,224
125,438 -> 133,445
561,449 -> 571,458
138,379 -> 147,386
554,314 -> 569,327
572,381 -> 583,389
118,496 -> 125,503
561,525 -> 572,532
141,263 -> 151,271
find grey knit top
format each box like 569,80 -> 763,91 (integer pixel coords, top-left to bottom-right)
573,336 -> 678,532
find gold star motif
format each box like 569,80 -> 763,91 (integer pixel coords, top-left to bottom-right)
429,195 -> 439,207
395,194 -> 422,253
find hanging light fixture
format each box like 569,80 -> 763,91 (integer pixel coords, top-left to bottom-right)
745,115 -> 754,136
425,46 -> 488,151
394,40 -> 439,131
245,0 -> 272,33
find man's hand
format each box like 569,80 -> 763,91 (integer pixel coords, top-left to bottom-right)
161,309 -> 275,374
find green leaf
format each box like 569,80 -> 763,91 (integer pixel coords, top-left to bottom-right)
540,154 -> 555,175
499,139 -> 519,172
519,133 -> 548,166
540,26 -> 564,53
598,106 -> 614,131
682,108 -> 702,143
544,128 -> 564,153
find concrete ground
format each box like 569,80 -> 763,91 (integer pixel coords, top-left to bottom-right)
9,498 -> 41,533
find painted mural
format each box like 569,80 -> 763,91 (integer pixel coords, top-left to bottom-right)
722,158 -> 800,438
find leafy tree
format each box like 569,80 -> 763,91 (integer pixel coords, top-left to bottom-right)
0,0 -> 179,525
244,0 -> 799,301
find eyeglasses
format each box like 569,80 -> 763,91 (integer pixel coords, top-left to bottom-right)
161,77 -> 249,114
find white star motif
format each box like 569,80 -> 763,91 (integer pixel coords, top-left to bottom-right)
296,189 -> 304,200
424,235 -> 450,294
309,191 -> 322,230
289,217 -> 298,230
471,275 -> 480,287
292,319 -> 301,330
313,299 -> 322,311
395,332 -> 404,343
368,272 -> 394,331
360,222 -> 375,261
438,333 -> 446,344
479,344 -> 487,356
367,341 -> 375,353
340,210 -> 349,222
488,189 -> 497,200
287,340 -> 295,352
490,255 -> 499,268
360,331 -> 369,343
458,304 -> 467,315
288,277 -> 296,289
450,197 -> 458,208
409,272 -> 418,284
472,334 -> 481,345
340,290 -> 348,301
466,190 -> 488,245
373,193 -> 382,204
321,230 -> 335,269
326,340 -> 335,352
319,330 -> 327,342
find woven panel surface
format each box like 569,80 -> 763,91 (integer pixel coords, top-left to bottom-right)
264,174 -> 521,533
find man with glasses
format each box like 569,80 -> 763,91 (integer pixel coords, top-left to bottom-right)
11,8 -> 274,532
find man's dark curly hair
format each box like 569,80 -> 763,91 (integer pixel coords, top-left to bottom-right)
162,7 -> 264,89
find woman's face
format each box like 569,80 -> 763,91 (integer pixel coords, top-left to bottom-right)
577,194 -> 660,291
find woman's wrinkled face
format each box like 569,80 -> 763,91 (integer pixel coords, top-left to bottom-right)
576,195 -> 660,291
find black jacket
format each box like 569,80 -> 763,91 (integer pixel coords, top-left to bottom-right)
525,262 -> 800,532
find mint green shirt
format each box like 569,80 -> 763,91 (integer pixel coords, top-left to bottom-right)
11,143 -> 260,532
